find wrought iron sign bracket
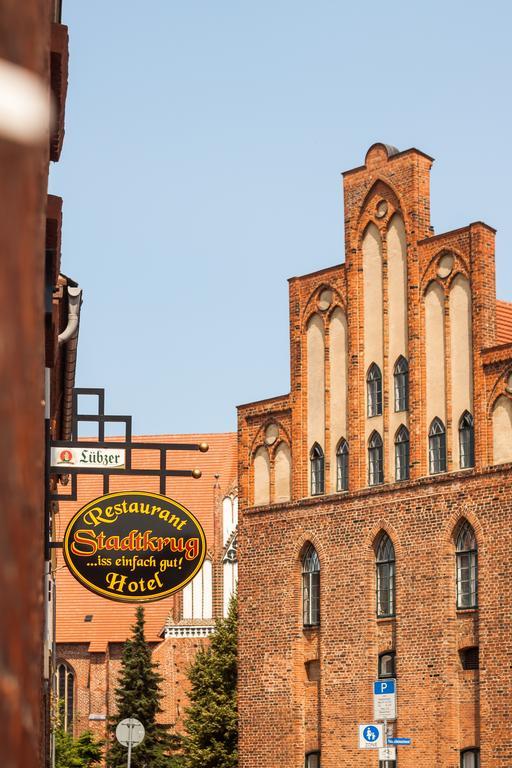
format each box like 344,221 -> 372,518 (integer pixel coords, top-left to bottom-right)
46,387 -> 208,558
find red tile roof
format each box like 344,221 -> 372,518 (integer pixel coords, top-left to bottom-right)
56,432 -> 237,651
496,300 -> 512,346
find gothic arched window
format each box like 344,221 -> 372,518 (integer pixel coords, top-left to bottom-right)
368,431 -> 384,486
376,534 -> 395,617
56,661 -> 75,733
394,356 -> 409,412
429,417 -> 446,474
395,426 -> 409,481
456,520 -> 478,609
302,544 -> 320,627
310,443 -> 324,496
459,411 -> 474,469
367,363 -> 383,417
336,439 -> 349,492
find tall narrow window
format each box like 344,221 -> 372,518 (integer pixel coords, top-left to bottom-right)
456,520 -> 478,609
429,417 -> 446,474
376,533 -> 395,617
336,439 -> 349,491
310,443 -> 324,496
395,426 -> 409,481
368,431 -> 384,486
459,411 -> 474,469
302,544 -> 320,627
367,363 -> 383,417
56,661 -> 75,733
305,753 -> 320,768
461,749 -> 480,768
394,356 -> 409,411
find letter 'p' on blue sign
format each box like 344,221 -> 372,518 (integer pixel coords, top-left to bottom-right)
373,680 -> 396,695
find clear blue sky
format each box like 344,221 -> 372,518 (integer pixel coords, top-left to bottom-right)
50,0 -> 512,435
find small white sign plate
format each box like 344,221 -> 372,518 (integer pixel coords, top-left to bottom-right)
373,678 -> 397,721
379,746 -> 397,761
358,723 -> 384,749
115,717 -> 145,747
51,446 -> 126,469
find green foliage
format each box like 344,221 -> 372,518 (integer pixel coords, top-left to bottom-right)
181,594 -> 238,768
106,606 -> 175,768
54,707 -> 103,768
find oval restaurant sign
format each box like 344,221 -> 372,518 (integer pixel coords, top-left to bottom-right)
63,491 -> 206,603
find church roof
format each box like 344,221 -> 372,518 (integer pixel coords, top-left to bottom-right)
496,300 -> 512,345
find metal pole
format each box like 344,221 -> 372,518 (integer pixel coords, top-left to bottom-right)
127,722 -> 133,768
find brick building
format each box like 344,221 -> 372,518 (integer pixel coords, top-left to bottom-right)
55,432 -> 237,742
237,144 -> 512,768
0,2 -> 75,766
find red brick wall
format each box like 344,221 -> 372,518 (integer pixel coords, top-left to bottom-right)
237,144 -> 512,767
0,2 -> 53,767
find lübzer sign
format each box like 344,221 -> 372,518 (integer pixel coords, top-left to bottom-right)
63,491 -> 206,603
51,446 -> 126,469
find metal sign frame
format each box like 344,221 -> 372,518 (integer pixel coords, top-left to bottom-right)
47,387 -> 208,554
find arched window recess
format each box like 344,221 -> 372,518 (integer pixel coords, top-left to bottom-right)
368,431 -> 384,486
375,533 -> 395,617
459,411 -> 474,469
310,443 -> 324,496
393,356 -> 409,412
302,544 -> 320,627
428,417 -> 446,474
336,439 -> 349,492
455,520 -> 478,609
367,363 -> 383,417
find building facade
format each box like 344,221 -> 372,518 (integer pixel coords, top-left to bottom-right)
55,432 -> 237,742
0,2 -> 73,766
237,144 -> 512,768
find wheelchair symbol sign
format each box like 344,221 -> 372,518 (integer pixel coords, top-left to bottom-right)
358,723 -> 384,749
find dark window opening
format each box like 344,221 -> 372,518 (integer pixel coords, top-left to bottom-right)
429,417 -> 446,474
368,431 -> 384,486
456,520 -> 478,609
305,752 -> 320,768
310,443 -> 324,496
378,651 -> 396,679
336,439 -> 349,492
367,363 -> 383,417
395,426 -> 409,481
459,411 -> 475,469
461,749 -> 480,768
302,545 -> 320,627
459,647 -> 479,670
376,533 -> 395,617
394,356 -> 409,412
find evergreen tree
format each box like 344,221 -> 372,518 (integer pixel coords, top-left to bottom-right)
182,594 -> 237,768
106,607 -> 173,768
54,700 -> 103,768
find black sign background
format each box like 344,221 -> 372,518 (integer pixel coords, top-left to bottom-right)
63,491 -> 207,603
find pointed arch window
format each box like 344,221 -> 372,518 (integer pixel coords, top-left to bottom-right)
367,363 -> 383,417
310,443 -> 324,496
456,520 -> 478,609
376,533 -> 395,617
394,356 -> 409,412
56,661 -> 75,733
395,426 -> 409,481
302,544 -> 320,627
459,411 -> 474,469
368,431 -> 384,486
429,418 -> 446,474
336,439 -> 349,492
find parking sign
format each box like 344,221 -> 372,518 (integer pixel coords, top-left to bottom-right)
373,679 -> 397,720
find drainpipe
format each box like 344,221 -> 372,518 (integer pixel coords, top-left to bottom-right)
58,285 -> 82,345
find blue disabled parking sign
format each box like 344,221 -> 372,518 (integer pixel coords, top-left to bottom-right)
358,723 -> 384,749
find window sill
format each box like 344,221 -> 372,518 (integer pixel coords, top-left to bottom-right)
456,607 -> 478,615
